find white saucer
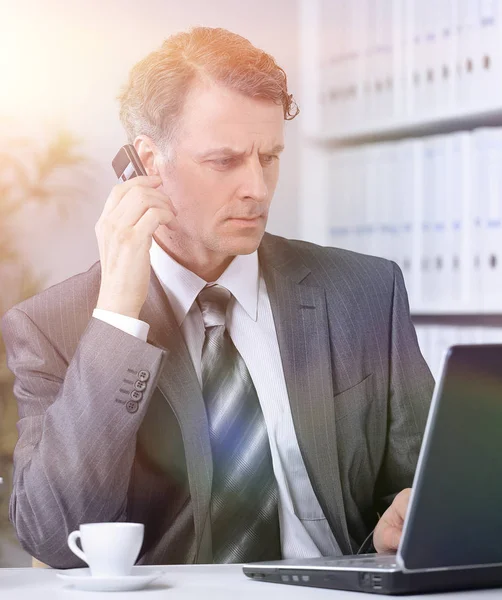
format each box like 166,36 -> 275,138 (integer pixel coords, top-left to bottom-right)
56,567 -> 165,592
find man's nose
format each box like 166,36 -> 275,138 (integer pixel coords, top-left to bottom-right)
241,160 -> 268,203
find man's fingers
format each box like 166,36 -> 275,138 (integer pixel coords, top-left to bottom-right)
134,207 -> 178,239
394,488 -> 412,521
374,488 -> 412,553
102,175 -> 162,216
110,187 -> 176,228
376,525 -> 402,553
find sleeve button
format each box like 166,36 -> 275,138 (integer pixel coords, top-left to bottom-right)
130,390 -> 143,402
126,401 -> 139,414
134,380 -> 147,392
138,370 -> 150,382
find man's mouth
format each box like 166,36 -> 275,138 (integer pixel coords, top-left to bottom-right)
227,215 -> 264,226
228,213 -> 264,220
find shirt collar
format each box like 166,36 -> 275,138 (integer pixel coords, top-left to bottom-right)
149,237 -> 259,326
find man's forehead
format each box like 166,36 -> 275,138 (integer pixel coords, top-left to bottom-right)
182,116 -> 284,156
180,81 -> 283,127
183,108 -> 284,136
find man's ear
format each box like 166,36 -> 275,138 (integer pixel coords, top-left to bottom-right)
134,135 -> 160,176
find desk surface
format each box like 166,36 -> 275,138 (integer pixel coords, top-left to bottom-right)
1,565 -> 502,599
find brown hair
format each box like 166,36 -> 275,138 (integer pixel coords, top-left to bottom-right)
117,26 -> 299,157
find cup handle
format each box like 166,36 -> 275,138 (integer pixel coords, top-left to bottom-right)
67,530 -> 88,564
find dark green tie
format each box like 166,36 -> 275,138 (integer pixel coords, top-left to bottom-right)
197,284 -> 282,563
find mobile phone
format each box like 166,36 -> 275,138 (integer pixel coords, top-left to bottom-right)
112,144 -> 147,181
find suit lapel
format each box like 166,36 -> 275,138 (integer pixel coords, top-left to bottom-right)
140,270 -> 213,562
259,235 -> 352,554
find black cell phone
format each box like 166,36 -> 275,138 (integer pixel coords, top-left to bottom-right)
112,144 -> 147,181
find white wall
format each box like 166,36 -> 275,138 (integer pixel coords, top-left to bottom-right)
2,0 -> 300,288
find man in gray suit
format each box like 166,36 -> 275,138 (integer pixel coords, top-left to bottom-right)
2,27 -> 434,568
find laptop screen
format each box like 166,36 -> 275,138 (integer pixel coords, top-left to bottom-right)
399,345 -> 502,571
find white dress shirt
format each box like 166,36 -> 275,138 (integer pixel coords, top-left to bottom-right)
93,238 -> 341,558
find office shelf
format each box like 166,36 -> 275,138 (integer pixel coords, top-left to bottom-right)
411,313 -> 502,327
305,105 -> 502,147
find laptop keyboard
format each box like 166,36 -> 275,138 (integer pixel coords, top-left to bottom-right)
322,554 -> 398,569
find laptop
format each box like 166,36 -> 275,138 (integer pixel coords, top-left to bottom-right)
243,344 -> 502,594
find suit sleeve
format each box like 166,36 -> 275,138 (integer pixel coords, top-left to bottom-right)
1,309 -> 167,568
374,261 -> 435,515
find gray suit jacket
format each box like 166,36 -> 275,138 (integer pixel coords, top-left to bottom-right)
1,233 -> 434,568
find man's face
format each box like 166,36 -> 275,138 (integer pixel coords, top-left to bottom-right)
158,81 -> 285,257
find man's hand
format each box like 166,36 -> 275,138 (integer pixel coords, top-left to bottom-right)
373,488 -> 411,553
95,175 -> 177,319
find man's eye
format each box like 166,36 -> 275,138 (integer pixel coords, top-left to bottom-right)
213,157 -> 235,168
261,155 -> 277,165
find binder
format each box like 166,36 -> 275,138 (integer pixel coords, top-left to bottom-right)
394,139 -> 422,305
457,132 -> 475,310
422,1 -> 440,116
420,138 -> 439,309
414,1 -> 441,117
380,0 -> 395,121
412,139 -> 425,312
436,0 -> 458,112
469,129 -> 485,311
402,0 -> 416,118
445,132 -> 471,311
457,0 -> 480,110
351,0 -> 370,129
432,136 -> 450,310
392,0 -> 406,120
411,0 -> 427,117
477,0 -> 502,108
368,0 -> 385,122
365,1 -> 395,123
472,128 -> 502,312
418,136 -> 450,311
343,0 -> 364,131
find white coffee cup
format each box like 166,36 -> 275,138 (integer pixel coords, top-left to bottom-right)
67,522 -> 144,577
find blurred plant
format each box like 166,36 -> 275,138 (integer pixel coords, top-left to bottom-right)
0,129 -> 90,547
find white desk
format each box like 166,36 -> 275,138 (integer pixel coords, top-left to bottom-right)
1,565 -> 502,599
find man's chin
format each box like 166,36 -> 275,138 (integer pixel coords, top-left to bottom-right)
220,228 -> 266,256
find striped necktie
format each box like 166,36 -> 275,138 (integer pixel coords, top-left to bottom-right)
197,284 -> 282,563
